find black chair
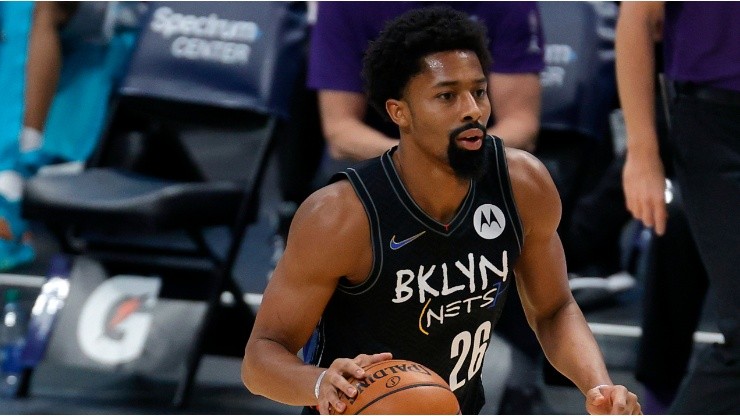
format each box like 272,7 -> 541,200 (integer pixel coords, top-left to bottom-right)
536,0 -> 620,232
21,1 -> 307,407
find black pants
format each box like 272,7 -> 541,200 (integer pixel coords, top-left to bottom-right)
635,184 -> 708,401
667,89 -> 740,414
561,154 -> 631,276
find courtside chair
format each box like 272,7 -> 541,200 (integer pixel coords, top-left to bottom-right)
537,0 -> 620,222
21,2 -> 308,407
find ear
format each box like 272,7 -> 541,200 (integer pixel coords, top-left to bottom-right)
386,99 -> 410,128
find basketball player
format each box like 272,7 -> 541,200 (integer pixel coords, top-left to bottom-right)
242,7 -> 641,415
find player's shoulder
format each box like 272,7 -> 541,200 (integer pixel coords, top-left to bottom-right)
291,179 -> 368,241
504,147 -> 562,233
504,147 -> 551,189
279,179 -> 371,281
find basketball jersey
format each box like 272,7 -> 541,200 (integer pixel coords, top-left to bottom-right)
306,136 -> 523,414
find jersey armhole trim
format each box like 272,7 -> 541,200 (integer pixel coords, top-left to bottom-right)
336,169 -> 384,295
491,137 -> 525,251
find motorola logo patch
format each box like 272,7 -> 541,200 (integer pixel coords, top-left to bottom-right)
473,204 -> 506,240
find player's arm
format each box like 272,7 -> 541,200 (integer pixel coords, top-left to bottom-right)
242,181 -> 390,413
319,90 -> 399,161
487,72 -> 541,152
507,149 -> 641,414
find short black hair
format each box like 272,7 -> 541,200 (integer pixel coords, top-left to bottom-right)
362,6 -> 492,120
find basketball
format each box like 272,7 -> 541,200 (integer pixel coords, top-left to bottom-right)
329,359 -> 460,415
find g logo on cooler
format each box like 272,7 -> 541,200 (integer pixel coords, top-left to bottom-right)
77,276 -> 160,365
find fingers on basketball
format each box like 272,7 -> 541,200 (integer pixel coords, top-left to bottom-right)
330,359 -> 459,415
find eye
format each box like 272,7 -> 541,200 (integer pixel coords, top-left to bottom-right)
474,88 -> 487,98
437,92 -> 454,101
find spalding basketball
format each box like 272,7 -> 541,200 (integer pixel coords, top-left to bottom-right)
330,359 -> 459,415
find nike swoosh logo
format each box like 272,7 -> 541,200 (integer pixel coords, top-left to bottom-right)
390,231 -> 426,250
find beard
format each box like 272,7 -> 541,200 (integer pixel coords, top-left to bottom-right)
447,123 -> 489,181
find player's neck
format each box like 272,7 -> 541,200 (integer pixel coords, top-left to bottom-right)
393,147 -> 470,224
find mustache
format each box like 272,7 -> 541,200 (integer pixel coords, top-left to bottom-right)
448,122 -> 487,141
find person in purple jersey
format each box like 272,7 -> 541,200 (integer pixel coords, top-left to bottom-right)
307,3 -> 548,412
617,2 -> 740,413
242,7 -> 641,415
307,2 -> 543,165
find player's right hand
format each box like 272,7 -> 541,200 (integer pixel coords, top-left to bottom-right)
316,352 -> 393,414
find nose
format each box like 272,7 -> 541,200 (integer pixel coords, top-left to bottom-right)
461,92 -> 483,122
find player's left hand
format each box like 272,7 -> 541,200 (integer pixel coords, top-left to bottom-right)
585,384 -> 642,414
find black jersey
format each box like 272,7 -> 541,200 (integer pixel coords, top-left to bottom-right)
307,136 -> 523,414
